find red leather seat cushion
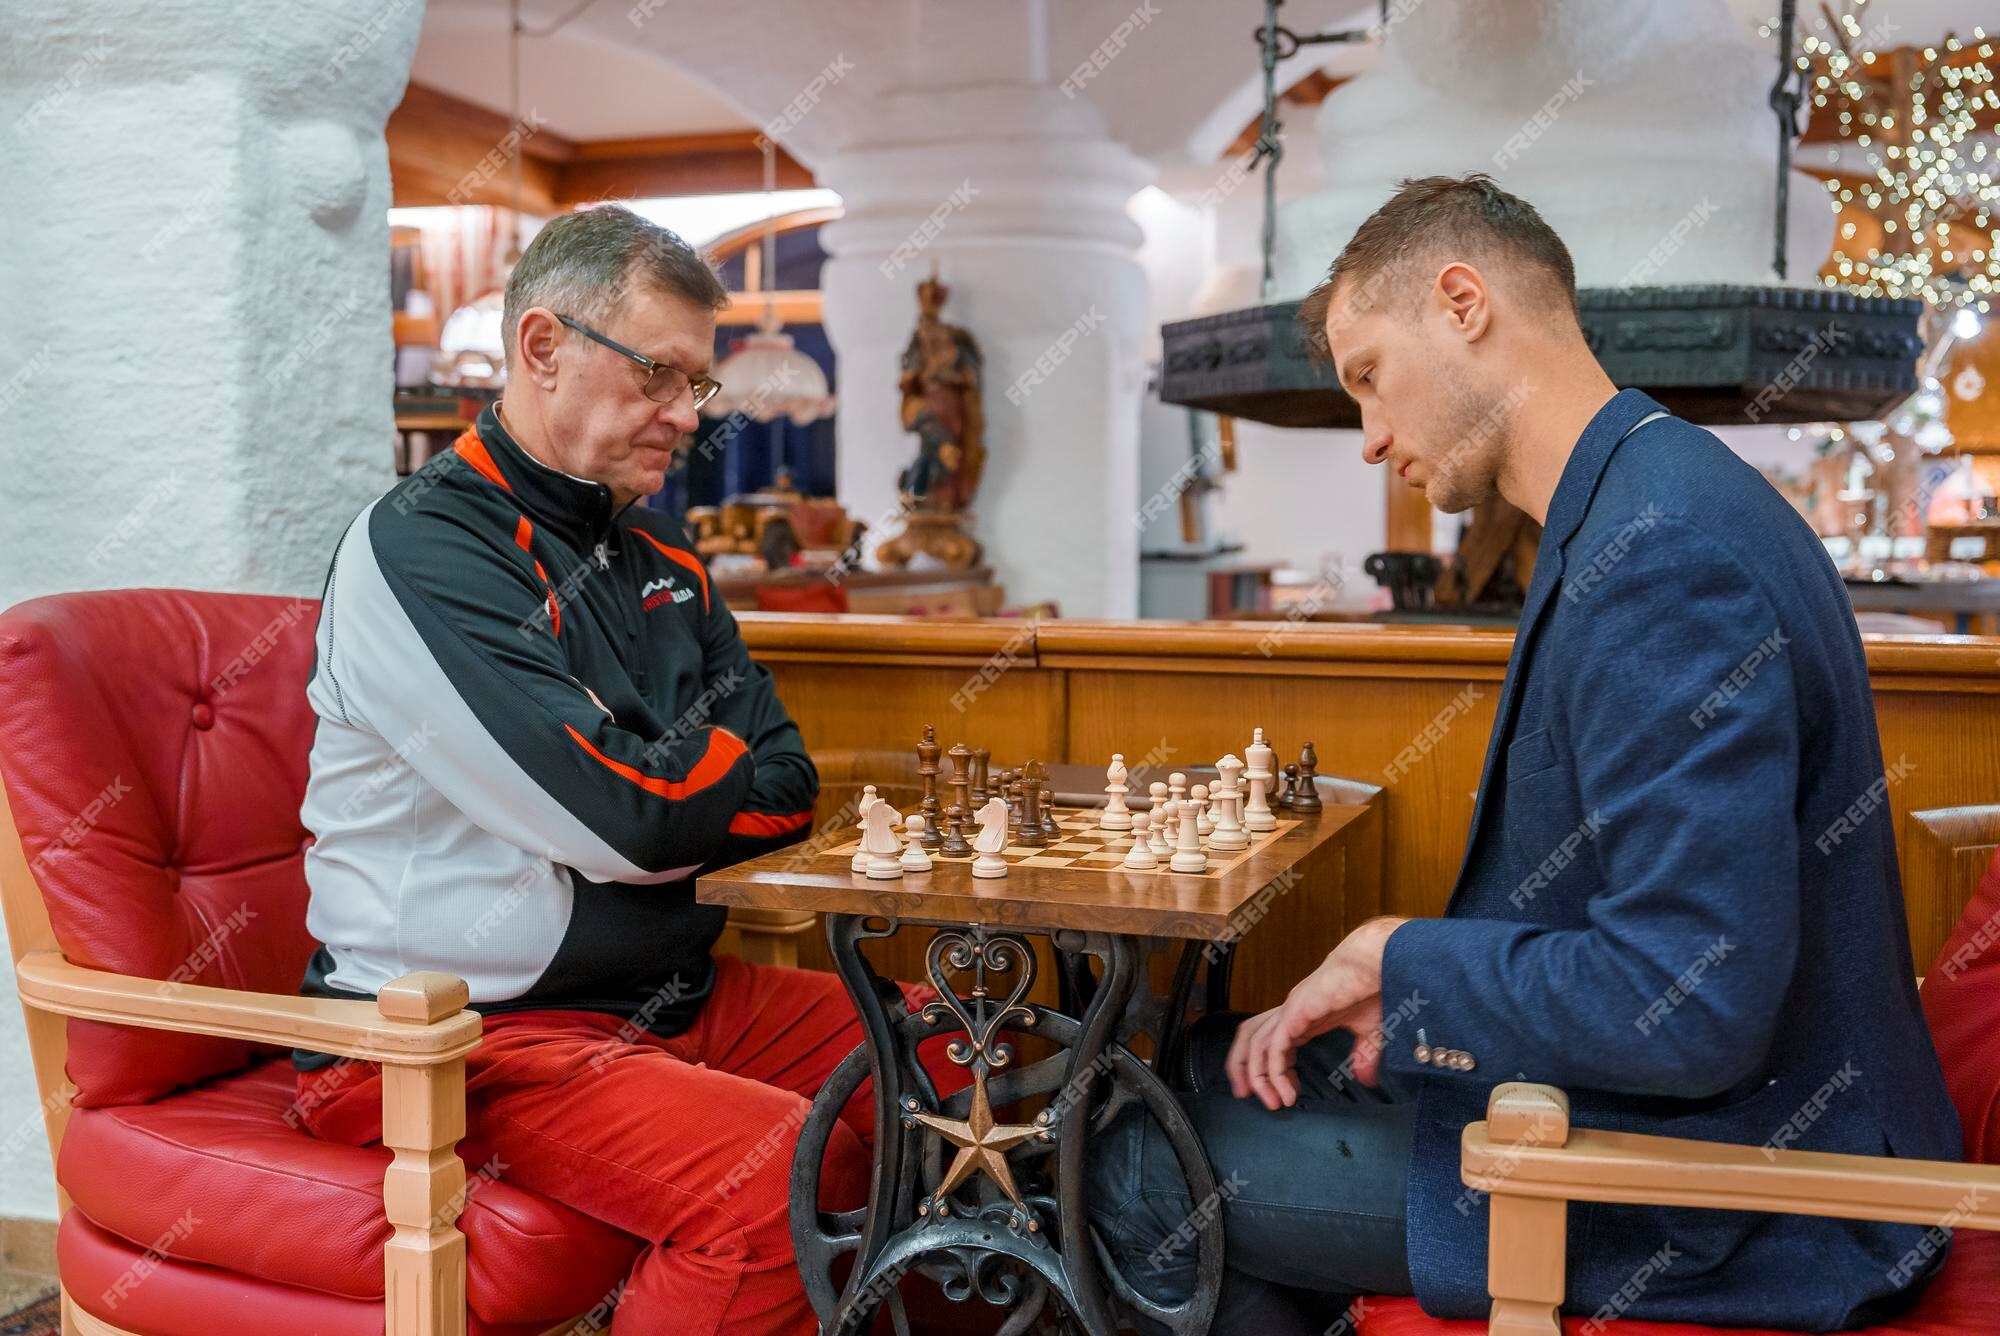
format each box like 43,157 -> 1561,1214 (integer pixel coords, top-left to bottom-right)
58,1212 -> 600,1336
1351,1230 -> 2000,1334
59,1059 -> 639,1326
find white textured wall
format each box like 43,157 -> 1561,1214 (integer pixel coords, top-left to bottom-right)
0,0 -> 423,1224
1275,0 -> 1835,295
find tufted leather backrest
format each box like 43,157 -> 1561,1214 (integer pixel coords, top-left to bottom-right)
1920,844 -> 2000,1166
0,590 -> 323,1106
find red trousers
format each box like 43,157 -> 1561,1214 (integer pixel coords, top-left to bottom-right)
297,955 -> 965,1335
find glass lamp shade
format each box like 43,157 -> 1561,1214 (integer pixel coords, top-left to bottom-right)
435,289 -> 508,387
703,330 -> 835,425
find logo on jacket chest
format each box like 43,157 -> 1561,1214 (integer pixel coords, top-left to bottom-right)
641,575 -> 695,611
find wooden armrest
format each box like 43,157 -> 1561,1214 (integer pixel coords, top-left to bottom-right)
13,951 -> 481,1065
1464,1112 -> 2000,1231
1463,1082 -> 2000,1336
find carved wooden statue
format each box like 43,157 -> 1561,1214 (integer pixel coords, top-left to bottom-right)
879,271 -> 986,570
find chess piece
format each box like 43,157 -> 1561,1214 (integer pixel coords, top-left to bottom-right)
916,727 -> 943,849
1122,811 -> 1158,869
1034,761 -> 1060,840
1243,728 -> 1277,832
970,747 -> 991,804
1170,797 -> 1208,873
851,785 -> 880,872
1210,756 -> 1249,851
1101,753 -> 1133,831
864,802 -> 905,879
1147,783 -> 1172,855
1279,763 -> 1300,809
901,815 -> 934,872
1018,765 -> 1049,848
972,797 -> 1010,878
1168,771 -> 1188,811
1292,742 -> 1323,813
1193,782 -> 1213,837
941,745 -> 974,856
1004,773 -> 1024,832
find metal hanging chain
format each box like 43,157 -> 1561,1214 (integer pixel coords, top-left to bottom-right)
1254,0 -> 1387,301
1769,0 -> 1807,279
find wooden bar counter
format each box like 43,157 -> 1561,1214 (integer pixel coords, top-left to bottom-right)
734,613 -> 2000,1003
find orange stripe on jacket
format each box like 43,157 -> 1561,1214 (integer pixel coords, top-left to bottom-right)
564,724 -> 746,800
514,518 -> 561,636
453,428 -> 511,491
728,809 -> 812,838
627,527 -> 711,613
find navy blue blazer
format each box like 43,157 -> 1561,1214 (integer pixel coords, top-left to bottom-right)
1379,390 -> 1963,1329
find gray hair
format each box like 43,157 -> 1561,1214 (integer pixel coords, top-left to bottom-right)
502,204 -> 729,366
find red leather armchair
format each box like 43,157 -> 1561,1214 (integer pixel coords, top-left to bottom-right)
0,590 -> 778,1336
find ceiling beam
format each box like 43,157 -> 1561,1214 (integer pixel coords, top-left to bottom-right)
556,132 -> 813,205
386,82 -> 815,210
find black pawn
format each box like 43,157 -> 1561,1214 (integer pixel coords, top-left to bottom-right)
1293,742 -> 1322,813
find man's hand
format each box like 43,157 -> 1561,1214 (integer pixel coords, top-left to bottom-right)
1226,916 -> 1407,1110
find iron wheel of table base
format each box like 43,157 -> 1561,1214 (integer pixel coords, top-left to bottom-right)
790,915 -> 1224,1336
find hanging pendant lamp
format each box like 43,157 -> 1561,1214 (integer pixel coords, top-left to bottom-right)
703,139 -> 836,426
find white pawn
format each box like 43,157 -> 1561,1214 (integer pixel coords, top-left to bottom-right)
900,815 -> 934,872
1101,753 -> 1133,832
1168,771 -> 1189,810
1210,757 -> 1249,852
1192,783 -> 1213,838
1147,784 -> 1173,855
1122,811 -> 1159,869
1243,729 -> 1277,833
972,797 -> 1011,879
850,785 -> 880,873
1171,796 -> 1208,873
863,801 -> 904,880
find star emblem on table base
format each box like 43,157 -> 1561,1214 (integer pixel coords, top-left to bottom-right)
903,1072 -> 1050,1213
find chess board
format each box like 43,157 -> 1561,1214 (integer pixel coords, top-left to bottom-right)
820,807 -> 1303,880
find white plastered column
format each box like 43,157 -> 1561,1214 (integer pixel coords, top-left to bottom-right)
0,0 -> 423,1224
1273,0 -> 1835,293
812,3 -> 1155,619
0,0 -> 423,609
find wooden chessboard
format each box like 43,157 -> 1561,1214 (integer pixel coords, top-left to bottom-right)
819,807 -> 1303,880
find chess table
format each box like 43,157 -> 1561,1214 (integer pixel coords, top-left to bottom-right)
699,785 -> 1371,1336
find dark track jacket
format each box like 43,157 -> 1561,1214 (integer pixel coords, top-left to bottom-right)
297,404 -> 816,1039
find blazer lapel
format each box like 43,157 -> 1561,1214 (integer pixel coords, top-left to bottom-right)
1440,389 -> 1669,913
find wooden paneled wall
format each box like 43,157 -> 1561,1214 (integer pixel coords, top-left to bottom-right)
741,615 -> 2000,997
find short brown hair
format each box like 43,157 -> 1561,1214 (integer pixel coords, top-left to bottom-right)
1298,174 -> 1577,358
503,204 -> 729,366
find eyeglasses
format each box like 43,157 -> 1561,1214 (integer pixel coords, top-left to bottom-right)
556,315 -> 722,410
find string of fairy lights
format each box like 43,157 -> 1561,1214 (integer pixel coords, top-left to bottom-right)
1772,1 -> 1997,313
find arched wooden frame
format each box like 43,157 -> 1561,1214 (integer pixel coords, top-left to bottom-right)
705,205 -> 842,328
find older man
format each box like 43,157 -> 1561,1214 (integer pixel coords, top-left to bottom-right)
294,205 -> 941,1335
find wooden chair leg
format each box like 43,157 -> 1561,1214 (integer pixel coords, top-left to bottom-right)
378,975 -> 474,1336
1483,1084 -> 1571,1336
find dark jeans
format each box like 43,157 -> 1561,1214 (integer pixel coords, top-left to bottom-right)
1088,1014 -> 1416,1335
